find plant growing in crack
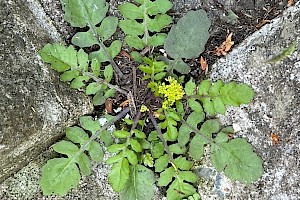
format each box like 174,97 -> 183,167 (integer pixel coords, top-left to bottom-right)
38,0 -> 263,199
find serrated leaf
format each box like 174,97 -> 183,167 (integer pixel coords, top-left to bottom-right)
178,171 -> 198,183
109,158 -> 130,192
189,134 -> 206,160
40,158 -> 80,196
52,141 -> 79,157
130,138 -> 142,152
80,116 -> 101,134
61,0 -> 108,28
185,79 -> 196,96
155,154 -> 169,172
104,64 -> 113,82
211,138 -> 263,183
97,16 -> 118,41
66,126 -> 89,145
118,3 -> 143,20
114,130 -> 130,138
88,141 -> 104,163
120,165 -> 155,200
164,10 -> 211,59
157,167 -> 175,186
178,112 -> 204,147
119,19 -> 144,36
151,141 -> 164,158
173,157 -> 192,170
125,149 -> 138,165
38,44 -> 77,72
77,153 -> 91,176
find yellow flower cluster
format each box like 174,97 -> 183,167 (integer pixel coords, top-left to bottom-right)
140,105 -> 149,112
158,77 -> 185,109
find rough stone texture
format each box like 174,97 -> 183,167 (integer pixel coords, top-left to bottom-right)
196,2 -> 300,200
0,0 -> 93,183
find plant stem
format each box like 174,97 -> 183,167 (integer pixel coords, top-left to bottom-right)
149,112 -> 174,163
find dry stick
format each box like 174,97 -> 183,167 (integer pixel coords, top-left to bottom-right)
149,112 -> 174,163
88,23 -> 124,80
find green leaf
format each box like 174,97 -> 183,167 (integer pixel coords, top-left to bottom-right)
79,116 -> 101,134
88,141 -> 104,163
118,3 -> 143,20
157,167 -> 175,186
52,141 -> 79,157
154,0 -> 173,14
148,14 -> 172,32
70,75 -> 90,89
60,70 -> 79,82
142,152 -> 154,167
125,35 -> 145,50
189,134 -> 206,160
148,131 -> 158,141
178,112 -> 204,147
39,44 -> 77,72
173,157 -> 192,170
107,143 -> 126,153
71,30 -> 98,47
120,165 -> 155,200
114,130 -> 130,138
106,152 -> 123,164
187,99 -> 203,114
97,16 -> 118,41
89,40 -> 122,62
201,98 -> 215,116
61,0 -> 108,28
108,158 -> 130,192
169,143 -> 187,154
213,97 -> 226,115
119,19 -> 144,36
104,65 -> 113,82
91,58 -> 101,77
211,138 -> 263,183
151,141 -> 164,158
77,153 -> 91,176
125,149 -> 138,165
40,158 -> 80,196
185,79 -> 196,96
178,171 -> 198,183
167,179 -> 196,199
198,80 -> 211,95
170,59 -> 191,74
93,91 -> 105,106
140,139 -> 151,150
66,126 -> 89,145
85,82 -> 103,95
147,33 -> 167,47
130,138 -> 142,152
200,119 -> 220,137
100,130 -> 114,147
133,129 -> 146,139
164,10 -> 211,59
154,154 -> 169,172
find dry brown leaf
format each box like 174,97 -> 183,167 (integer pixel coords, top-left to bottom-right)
119,50 -> 132,60
255,19 -> 271,29
105,98 -> 113,113
200,56 -> 208,74
213,32 -> 234,56
119,99 -> 130,107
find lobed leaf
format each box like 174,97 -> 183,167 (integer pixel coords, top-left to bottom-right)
154,154 -> 169,172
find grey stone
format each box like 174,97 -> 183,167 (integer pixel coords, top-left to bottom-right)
196,2 -> 300,199
0,0 -> 93,183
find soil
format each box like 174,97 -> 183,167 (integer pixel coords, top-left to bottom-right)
39,0 -> 292,115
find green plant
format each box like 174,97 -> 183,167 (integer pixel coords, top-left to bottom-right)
38,0 -> 263,199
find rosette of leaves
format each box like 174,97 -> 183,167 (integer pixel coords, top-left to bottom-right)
38,44 -> 115,106
164,10 -> 211,74
118,0 -> 173,50
40,116 -> 105,195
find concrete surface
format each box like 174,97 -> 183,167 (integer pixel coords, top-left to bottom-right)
0,0 -> 93,183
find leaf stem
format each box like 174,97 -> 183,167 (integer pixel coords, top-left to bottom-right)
149,112 -> 174,163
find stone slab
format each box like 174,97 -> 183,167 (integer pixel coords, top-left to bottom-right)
0,0 -> 93,182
